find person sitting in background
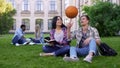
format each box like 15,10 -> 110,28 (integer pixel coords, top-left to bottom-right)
35,24 -> 41,40
40,16 -> 70,56
30,24 -> 44,44
12,24 -> 27,46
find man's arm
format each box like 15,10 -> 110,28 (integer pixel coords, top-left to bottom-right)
16,29 -> 24,38
94,28 -> 101,45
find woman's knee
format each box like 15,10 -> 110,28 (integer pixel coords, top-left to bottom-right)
64,45 -> 70,51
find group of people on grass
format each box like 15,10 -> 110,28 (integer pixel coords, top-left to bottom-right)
12,23 -> 44,46
12,15 -> 101,63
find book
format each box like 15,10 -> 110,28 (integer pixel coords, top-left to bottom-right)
44,39 -> 59,44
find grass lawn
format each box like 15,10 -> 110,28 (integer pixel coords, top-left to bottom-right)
0,34 -> 120,68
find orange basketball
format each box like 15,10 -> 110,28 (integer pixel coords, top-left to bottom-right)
65,6 -> 78,18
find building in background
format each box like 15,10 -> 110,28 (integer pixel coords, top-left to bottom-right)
8,0 -> 120,33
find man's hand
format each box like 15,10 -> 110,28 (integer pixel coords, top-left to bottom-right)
83,38 -> 91,46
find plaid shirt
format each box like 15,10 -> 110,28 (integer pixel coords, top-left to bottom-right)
72,26 -> 100,45
50,27 -> 68,45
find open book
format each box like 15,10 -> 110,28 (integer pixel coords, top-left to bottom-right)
44,39 -> 59,44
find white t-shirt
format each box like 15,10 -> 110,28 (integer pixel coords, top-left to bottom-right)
54,30 -> 64,42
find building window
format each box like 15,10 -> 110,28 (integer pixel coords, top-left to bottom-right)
8,0 -> 16,8
22,0 -> 29,11
22,19 -> 30,30
36,0 -> 43,11
48,19 -> 52,30
65,0 -> 69,9
35,19 -> 43,30
11,19 -> 16,30
49,0 -> 56,11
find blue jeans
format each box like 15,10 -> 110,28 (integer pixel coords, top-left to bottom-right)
12,35 -> 26,44
70,39 -> 97,58
42,45 -> 70,56
30,38 -> 41,43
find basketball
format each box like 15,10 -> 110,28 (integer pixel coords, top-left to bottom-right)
65,6 -> 78,18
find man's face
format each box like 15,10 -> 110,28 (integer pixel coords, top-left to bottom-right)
22,27 -> 26,31
80,16 -> 89,26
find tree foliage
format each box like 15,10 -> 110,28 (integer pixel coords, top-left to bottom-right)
0,0 -> 16,34
82,1 -> 120,36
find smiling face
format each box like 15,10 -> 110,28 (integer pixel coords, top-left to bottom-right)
80,15 -> 89,26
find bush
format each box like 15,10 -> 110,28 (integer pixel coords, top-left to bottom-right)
82,1 -> 120,36
0,0 -> 16,34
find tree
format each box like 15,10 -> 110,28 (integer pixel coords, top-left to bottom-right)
0,0 -> 16,34
82,1 -> 120,36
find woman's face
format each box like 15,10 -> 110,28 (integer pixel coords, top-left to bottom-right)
80,16 -> 89,26
36,27 -> 39,31
56,17 -> 62,26
35,25 -> 40,32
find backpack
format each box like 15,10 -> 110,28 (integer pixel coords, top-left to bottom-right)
98,43 -> 118,56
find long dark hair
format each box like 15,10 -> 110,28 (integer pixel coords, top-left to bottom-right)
51,16 -> 66,29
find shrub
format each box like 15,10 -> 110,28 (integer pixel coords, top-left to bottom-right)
0,0 -> 16,34
82,1 -> 120,36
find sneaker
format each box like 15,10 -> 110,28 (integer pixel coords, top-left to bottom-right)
39,53 -> 53,56
83,55 -> 92,63
39,53 -> 47,56
15,43 -> 20,46
23,42 -> 29,45
29,42 -> 35,45
63,56 -> 79,62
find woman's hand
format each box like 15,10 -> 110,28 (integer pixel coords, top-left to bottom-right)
67,19 -> 73,39
67,19 -> 73,29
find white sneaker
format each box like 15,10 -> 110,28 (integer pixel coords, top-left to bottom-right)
23,42 -> 29,45
15,43 -> 20,46
83,55 -> 92,63
29,42 -> 35,45
63,56 -> 79,62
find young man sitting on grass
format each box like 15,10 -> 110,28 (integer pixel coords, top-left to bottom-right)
12,24 -> 34,46
64,15 -> 101,63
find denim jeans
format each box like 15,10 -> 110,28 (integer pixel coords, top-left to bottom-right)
29,38 -> 41,43
42,45 -> 70,56
12,35 -> 26,44
70,39 -> 97,58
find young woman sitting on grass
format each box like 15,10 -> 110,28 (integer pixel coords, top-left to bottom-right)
30,24 -> 44,44
40,16 -> 70,56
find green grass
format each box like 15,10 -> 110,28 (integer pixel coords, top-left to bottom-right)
0,34 -> 120,68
